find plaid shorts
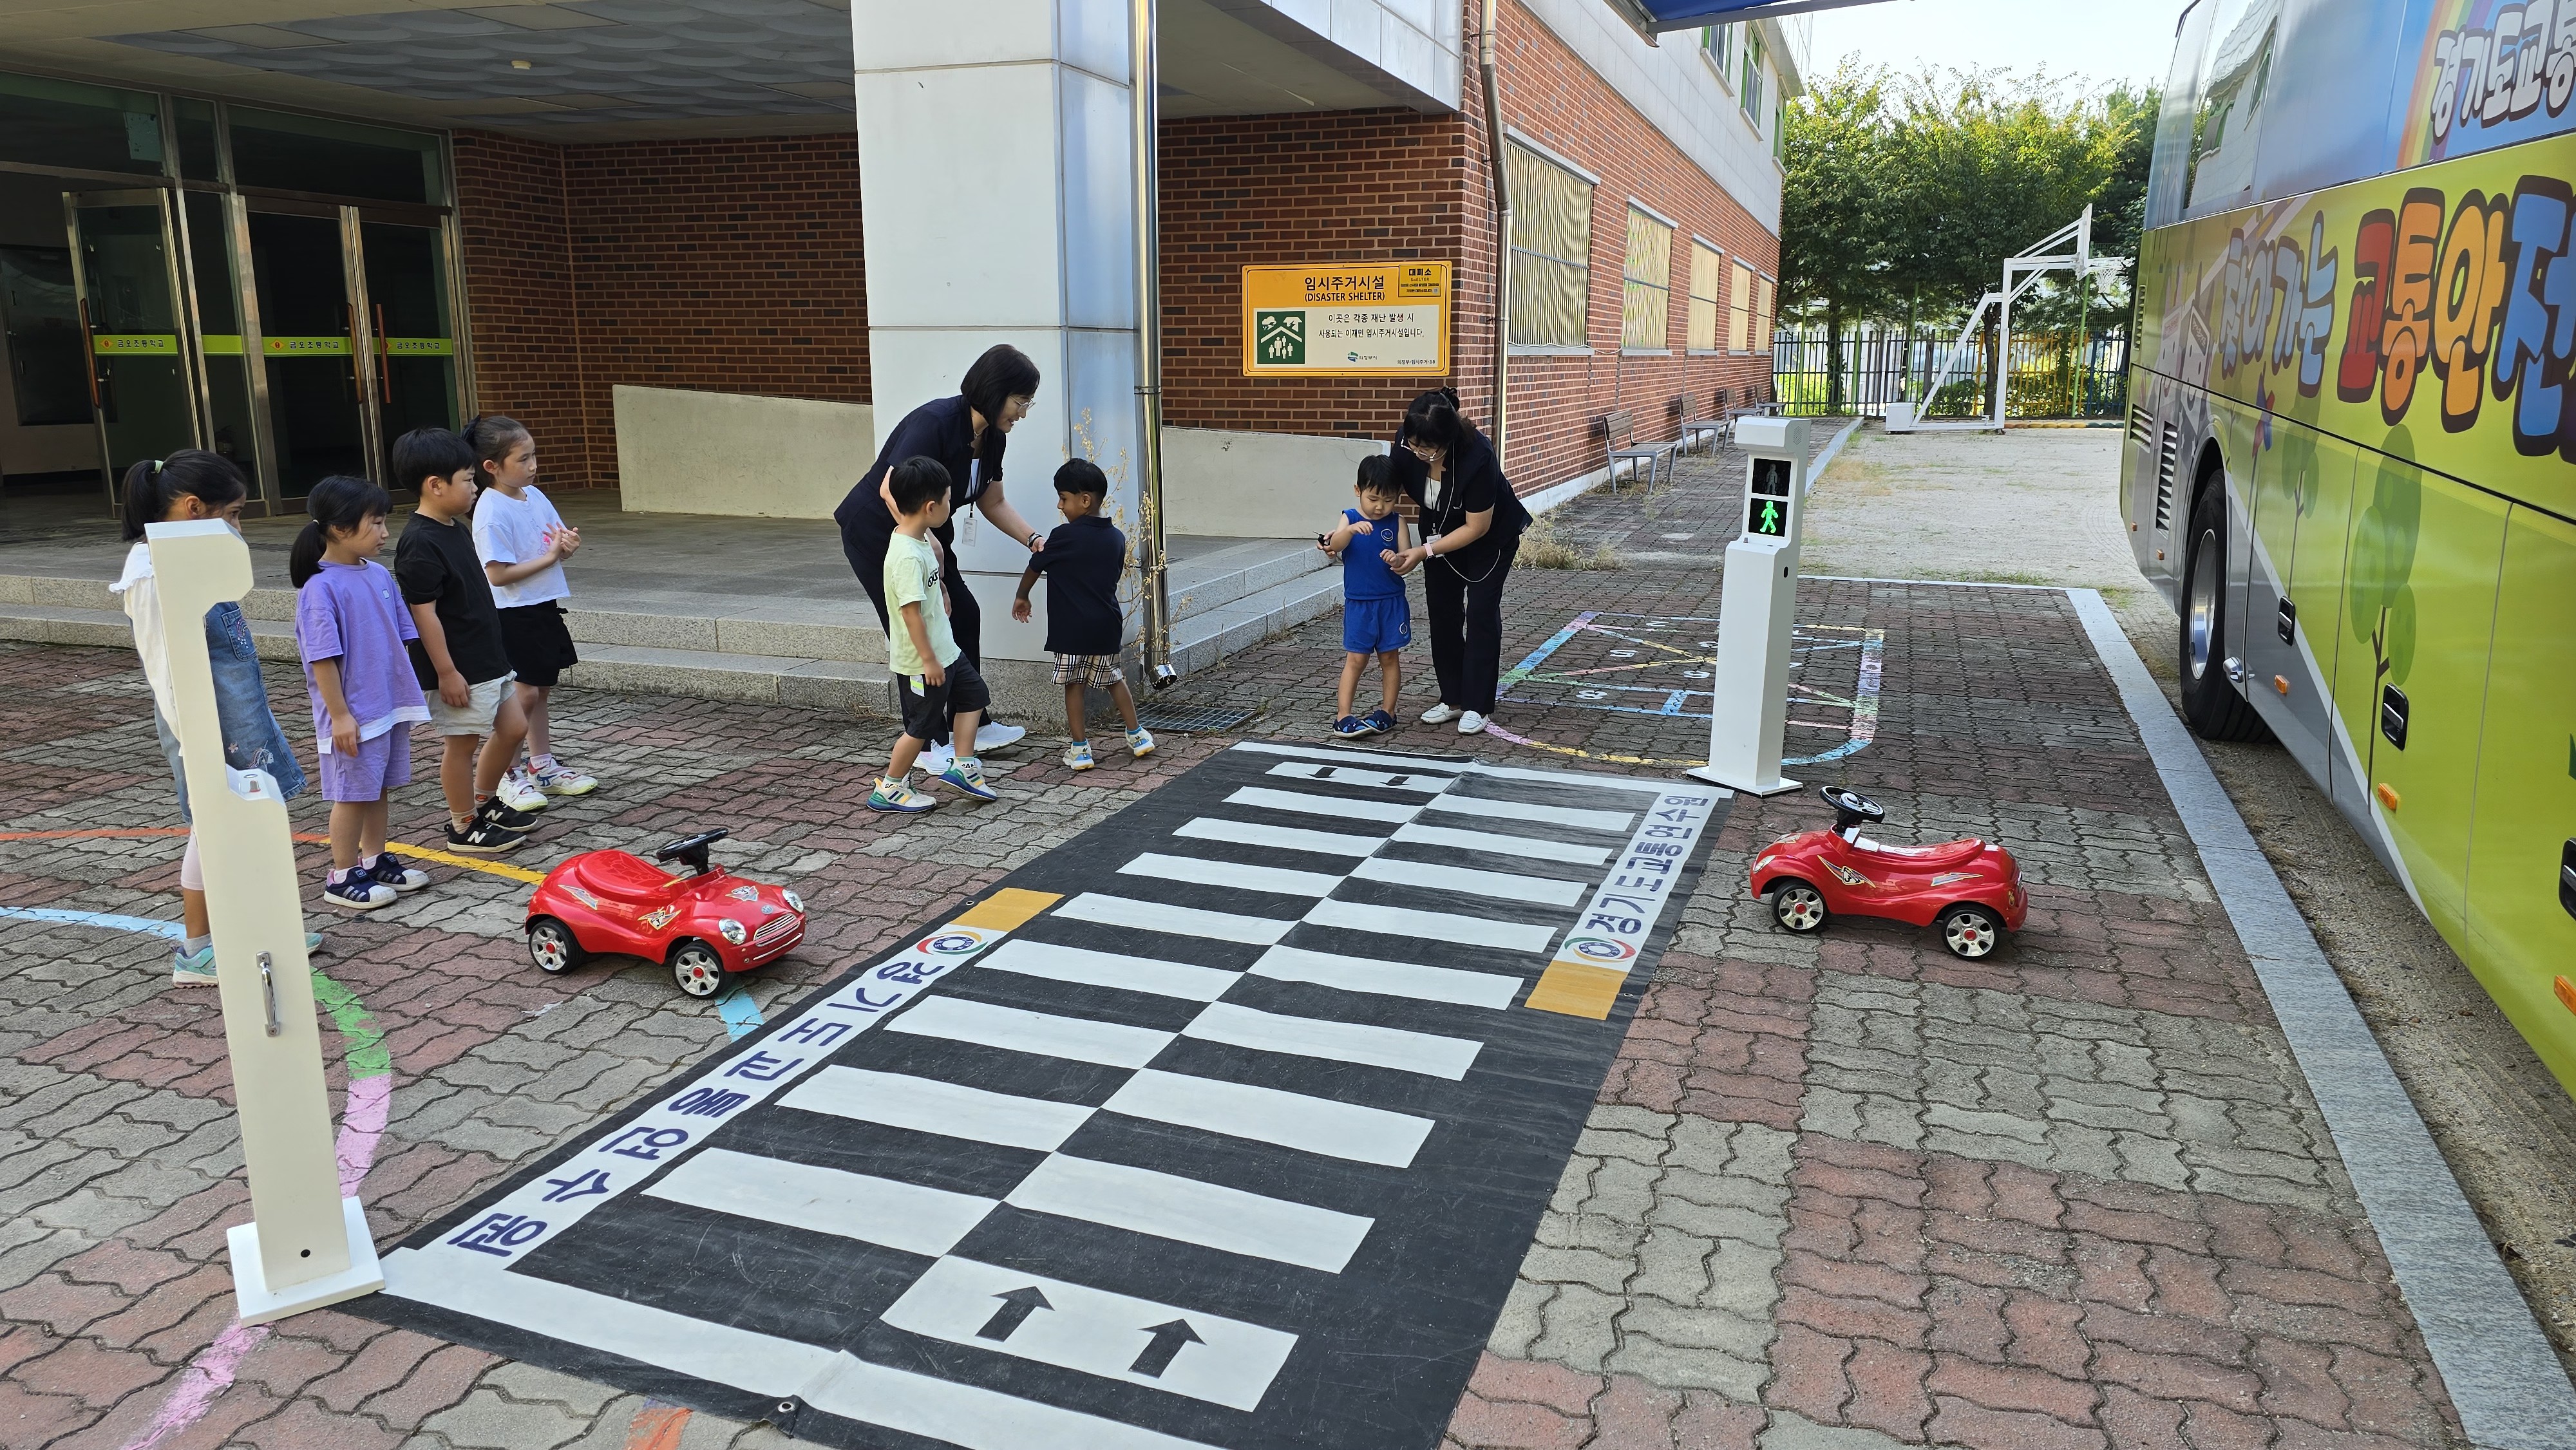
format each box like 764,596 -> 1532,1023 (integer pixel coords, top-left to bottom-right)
1052,653 -> 1123,687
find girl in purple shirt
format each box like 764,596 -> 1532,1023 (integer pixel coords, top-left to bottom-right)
291,476 -> 433,912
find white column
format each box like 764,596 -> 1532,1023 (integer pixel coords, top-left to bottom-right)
852,2 -> 1141,673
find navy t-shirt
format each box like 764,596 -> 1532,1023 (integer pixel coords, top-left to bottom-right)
1030,514 -> 1126,656
1340,508 -> 1403,600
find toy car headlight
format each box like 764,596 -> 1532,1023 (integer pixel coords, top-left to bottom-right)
717,918 -> 748,945
782,889 -> 803,914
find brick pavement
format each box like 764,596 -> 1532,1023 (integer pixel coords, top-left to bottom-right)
0,441 -> 2468,1449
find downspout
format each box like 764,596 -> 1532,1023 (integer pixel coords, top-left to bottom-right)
1133,0 -> 1178,688
1481,0 -> 1511,462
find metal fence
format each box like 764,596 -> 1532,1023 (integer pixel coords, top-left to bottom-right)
1772,325 -> 2130,420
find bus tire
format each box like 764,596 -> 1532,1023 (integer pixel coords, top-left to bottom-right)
2177,480 -> 2273,744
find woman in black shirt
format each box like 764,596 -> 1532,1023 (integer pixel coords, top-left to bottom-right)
1386,388 -> 1530,734
835,344 -> 1049,754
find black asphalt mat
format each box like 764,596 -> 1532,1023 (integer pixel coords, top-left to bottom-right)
350,742 -> 1727,1450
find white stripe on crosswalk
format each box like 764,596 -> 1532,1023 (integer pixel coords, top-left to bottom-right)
647,1147 -> 995,1257
1303,897 -> 1560,954
1247,943 -> 1523,1010
1183,1001 -> 1482,1079
1265,761 -> 1452,793
1055,892 -> 1296,946
889,996 -> 1173,1069
1231,740 -> 1467,775
880,1256 -> 1297,1412
1421,793 -> 1633,834
383,1247 -> 1224,1450
1174,816 -> 1384,858
782,1066 -> 1094,1152
1105,1069 -> 1435,1167
1388,821 -> 1610,865
1350,856 -> 1584,907
977,939 -> 1236,1001
1122,851 -> 1345,898
1006,1154 -> 1374,1273
1229,740 -> 1674,794
1225,785 -> 1419,824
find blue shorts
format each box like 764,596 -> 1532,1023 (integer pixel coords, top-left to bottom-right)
1344,595 -> 1412,655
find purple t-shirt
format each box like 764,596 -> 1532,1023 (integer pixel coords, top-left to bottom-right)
296,559 -> 430,753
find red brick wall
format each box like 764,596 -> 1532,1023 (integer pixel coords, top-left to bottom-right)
455,129 -> 867,491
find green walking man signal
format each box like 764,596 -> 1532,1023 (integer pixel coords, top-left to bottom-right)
1752,498 -> 1785,536
1746,457 -> 1792,538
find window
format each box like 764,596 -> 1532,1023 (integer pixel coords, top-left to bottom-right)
1741,31 -> 1766,120
1505,140 -> 1593,350
0,71 -> 164,177
229,107 -> 446,205
1687,242 -> 1723,352
1703,23 -> 1735,82
1755,275 -> 1776,353
1728,259 -> 1756,352
1622,207 -> 1673,351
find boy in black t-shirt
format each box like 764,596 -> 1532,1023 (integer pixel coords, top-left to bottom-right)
391,428 -> 535,853
1012,460 -> 1153,772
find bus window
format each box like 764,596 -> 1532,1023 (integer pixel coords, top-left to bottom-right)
2148,0 -> 2216,229
2186,0 -> 2278,216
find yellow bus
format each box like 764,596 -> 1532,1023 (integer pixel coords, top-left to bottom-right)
2126,0 -> 2576,1096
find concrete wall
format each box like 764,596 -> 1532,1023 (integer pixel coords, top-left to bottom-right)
1162,427 -> 1384,538
612,385 -> 873,519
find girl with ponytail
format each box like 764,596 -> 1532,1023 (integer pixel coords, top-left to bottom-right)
108,451 -> 312,983
292,475 -> 432,910
1385,386 -> 1531,735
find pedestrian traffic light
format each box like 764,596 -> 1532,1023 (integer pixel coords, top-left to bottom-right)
1745,456 -> 1793,539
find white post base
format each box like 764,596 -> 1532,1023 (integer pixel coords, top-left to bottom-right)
1685,765 -> 1801,796
228,1197 -> 383,1326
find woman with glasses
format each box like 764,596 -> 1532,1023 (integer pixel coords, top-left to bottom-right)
835,344 -> 1048,764
1385,387 -> 1531,735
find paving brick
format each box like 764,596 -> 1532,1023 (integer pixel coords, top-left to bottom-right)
1926,1395 -> 2111,1450
1469,1352 -> 1604,1417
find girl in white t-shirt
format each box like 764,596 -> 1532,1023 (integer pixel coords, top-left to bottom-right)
466,415 -> 597,804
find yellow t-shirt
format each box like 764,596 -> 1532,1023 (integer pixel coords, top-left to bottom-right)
884,531 -> 959,678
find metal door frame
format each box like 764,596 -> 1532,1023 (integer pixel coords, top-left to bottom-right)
352,202 -> 469,478
242,196 -> 366,503
62,187 -> 202,511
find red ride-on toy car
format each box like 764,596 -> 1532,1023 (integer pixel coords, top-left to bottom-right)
525,828 -> 806,997
1750,787 -> 2027,959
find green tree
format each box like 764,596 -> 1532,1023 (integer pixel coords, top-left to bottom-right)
1777,70 -> 1900,410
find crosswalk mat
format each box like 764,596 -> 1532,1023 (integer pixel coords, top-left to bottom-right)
351,741 -> 1730,1450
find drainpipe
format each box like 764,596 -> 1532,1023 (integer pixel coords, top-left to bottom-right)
1481,0 -> 1512,462
1133,0 -> 1178,689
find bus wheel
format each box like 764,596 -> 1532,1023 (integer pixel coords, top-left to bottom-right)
2177,480 -> 2273,744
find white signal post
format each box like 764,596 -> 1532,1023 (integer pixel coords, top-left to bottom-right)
1688,415 -> 1806,797
146,520 -> 383,1324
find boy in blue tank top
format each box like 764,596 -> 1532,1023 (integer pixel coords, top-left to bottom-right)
1321,455 -> 1412,737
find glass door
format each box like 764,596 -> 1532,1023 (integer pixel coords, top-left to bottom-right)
358,214 -> 459,449
246,203 -> 365,499
64,189 -> 198,504
179,190 -> 263,487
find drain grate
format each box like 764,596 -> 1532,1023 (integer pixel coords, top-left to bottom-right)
1133,702 -> 1257,733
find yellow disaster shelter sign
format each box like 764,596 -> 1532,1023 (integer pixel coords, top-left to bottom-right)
1242,262 -> 1450,377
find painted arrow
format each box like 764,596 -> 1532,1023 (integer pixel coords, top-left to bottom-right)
1130,1318 -> 1205,1378
976,1286 -> 1052,1342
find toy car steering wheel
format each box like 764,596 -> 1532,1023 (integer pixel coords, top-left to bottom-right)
654,828 -> 730,875
1819,786 -> 1886,826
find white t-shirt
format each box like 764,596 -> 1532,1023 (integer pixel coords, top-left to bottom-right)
471,485 -> 570,608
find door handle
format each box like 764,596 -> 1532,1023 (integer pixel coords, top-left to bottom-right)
374,303 -> 391,404
345,303 -> 359,390
2379,685 -> 2409,751
75,298 -> 100,410
2560,840 -> 2575,922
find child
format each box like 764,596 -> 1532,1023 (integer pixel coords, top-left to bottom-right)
392,426 -> 536,854
291,475 -> 433,910
1010,458 -> 1153,771
466,413 -> 596,806
1322,454 -> 1412,737
109,452 -> 315,983
872,457 -> 999,813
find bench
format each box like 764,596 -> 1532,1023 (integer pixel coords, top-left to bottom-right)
1602,409 -> 1674,491
1680,389 -> 1728,454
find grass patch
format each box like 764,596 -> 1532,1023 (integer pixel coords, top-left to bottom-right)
1519,514 -> 1624,571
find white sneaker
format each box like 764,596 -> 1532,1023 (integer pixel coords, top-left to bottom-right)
977,722 -> 1027,753
1458,710 -> 1488,735
922,741 -> 957,776
496,767 -> 549,814
1420,702 -> 1459,724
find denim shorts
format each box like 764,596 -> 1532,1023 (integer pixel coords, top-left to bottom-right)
1343,595 -> 1412,655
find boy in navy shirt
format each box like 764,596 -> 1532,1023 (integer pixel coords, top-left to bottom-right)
1012,460 -> 1155,771
1323,455 -> 1412,737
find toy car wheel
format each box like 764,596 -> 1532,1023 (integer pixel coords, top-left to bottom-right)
670,941 -> 726,998
527,917 -> 585,975
1770,880 -> 1829,933
1940,905 -> 2005,959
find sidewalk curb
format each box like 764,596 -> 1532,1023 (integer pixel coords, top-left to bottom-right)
2068,587 -> 2576,1450
1804,416 -> 1864,493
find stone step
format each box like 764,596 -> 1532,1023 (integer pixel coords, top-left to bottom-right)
1166,538 -> 1332,619
1169,563 -> 1344,677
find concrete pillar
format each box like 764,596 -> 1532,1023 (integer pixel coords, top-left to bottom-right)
851,3 -> 1141,708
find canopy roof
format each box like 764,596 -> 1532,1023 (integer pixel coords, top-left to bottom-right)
1602,0 -> 1891,33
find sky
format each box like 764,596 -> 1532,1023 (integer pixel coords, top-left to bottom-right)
1803,0 -> 2184,92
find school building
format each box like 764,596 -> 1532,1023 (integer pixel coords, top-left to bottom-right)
0,0 -> 1801,703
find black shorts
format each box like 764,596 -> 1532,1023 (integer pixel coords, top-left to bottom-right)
497,601 -> 580,688
898,656 -> 989,741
